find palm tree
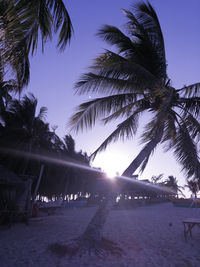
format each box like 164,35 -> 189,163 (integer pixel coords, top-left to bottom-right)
59,135 -> 90,198
69,1 -> 200,254
0,0 -> 73,91
0,93 -> 49,174
185,179 -> 200,199
164,175 -> 184,197
37,133 -> 92,200
151,174 -> 164,184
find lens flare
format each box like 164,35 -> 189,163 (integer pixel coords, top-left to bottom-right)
0,147 -> 176,195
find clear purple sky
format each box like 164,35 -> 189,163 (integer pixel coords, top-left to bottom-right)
27,0 -> 200,189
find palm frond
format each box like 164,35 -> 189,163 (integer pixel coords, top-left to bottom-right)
173,124 -> 200,180
97,25 -> 134,56
177,83 -> 200,97
10,44 -> 30,91
178,97 -> 200,117
38,106 -> 48,121
141,114 -> 165,143
122,4 -> 167,80
141,88 -> 174,143
134,1 -> 165,54
75,73 -> 152,96
75,60 -> 158,96
92,49 -> 126,69
139,154 -> 150,173
13,0 -> 52,54
0,1 -> 30,91
103,98 -> 150,124
162,110 -> 177,146
135,1 -> 166,75
63,134 -> 76,155
91,113 -> 140,160
48,0 -> 73,50
185,114 -> 200,142
12,0 -> 73,53
95,57 -> 158,83
69,93 -> 142,132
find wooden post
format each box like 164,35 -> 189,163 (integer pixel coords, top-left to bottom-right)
32,164 -> 44,203
30,165 -> 44,217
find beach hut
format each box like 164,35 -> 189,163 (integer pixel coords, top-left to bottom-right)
0,165 -> 34,224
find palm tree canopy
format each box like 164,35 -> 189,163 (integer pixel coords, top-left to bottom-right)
0,0 -> 73,91
185,179 -> 200,197
70,1 -> 200,180
4,0 -> 73,53
0,93 -> 49,149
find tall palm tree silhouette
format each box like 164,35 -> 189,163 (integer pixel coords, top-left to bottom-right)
70,1 -> 200,254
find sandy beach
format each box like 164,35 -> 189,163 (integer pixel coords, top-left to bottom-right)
1,202 -> 200,267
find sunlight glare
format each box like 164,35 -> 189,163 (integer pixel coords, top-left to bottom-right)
92,151 -> 122,179
106,169 -> 116,179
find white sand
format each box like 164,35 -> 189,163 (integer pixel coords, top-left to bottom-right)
1,203 -> 200,267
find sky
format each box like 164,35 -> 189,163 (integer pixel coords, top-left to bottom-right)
26,0 -> 200,191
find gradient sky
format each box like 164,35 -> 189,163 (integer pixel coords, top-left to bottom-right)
26,0 -> 200,190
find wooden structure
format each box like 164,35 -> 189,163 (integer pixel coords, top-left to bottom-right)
183,218 -> 200,239
0,165 -> 34,225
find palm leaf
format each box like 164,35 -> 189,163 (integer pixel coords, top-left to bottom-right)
162,110 -> 177,148
75,59 -> 158,96
134,1 -> 165,56
12,0 -> 73,53
38,106 -> 48,121
185,114 -> 200,142
97,25 -> 135,56
122,5 -> 167,79
75,72 -> 152,96
139,154 -> 150,173
177,83 -> 200,97
69,93 -> 142,132
173,123 -> 200,180
0,1 -> 30,90
103,98 -> 151,124
48,0 -> 73,50
91,112 -> 141,160
178,97 -> 200,117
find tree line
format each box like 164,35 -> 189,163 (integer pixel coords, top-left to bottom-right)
0,93 -> 106,200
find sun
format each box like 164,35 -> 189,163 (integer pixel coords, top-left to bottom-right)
106,169 -> 117,179
92,151 -> 125,179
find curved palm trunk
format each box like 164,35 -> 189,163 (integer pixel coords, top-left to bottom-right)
78,128 -> 163,254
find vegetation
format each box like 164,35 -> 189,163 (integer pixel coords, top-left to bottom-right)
0,93 -> 102,201
185,179 -> 200,198
0,93 -> 177,206
0,0 -> 199,257
0,0 -> 76,201
151,174 -> 184,197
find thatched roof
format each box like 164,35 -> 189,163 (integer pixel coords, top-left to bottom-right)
0,165 -> 22,185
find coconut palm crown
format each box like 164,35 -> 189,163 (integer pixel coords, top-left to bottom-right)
70,1 -> 200,180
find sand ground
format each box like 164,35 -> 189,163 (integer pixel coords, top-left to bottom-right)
1,202 -> 200,267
